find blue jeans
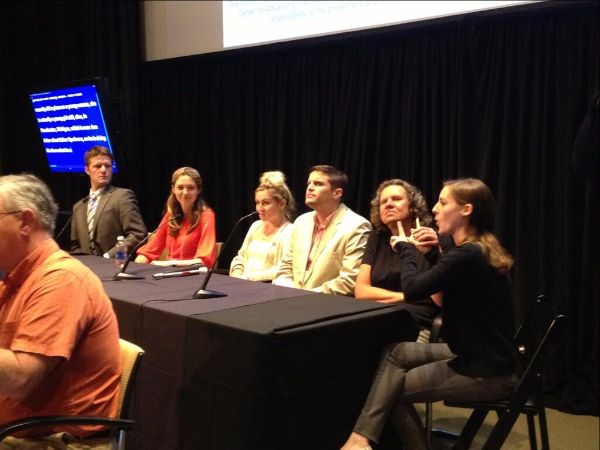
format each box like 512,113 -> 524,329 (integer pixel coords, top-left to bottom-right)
353,342 -> 516,449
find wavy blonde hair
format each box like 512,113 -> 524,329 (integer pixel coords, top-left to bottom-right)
255,171 -> 296,222
444,178 -> 513,273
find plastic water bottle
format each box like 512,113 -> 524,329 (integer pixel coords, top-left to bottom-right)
115,236 -> 128,267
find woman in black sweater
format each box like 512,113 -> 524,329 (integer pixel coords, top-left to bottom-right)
355,179 -> 441,328
342,178 -> 516,450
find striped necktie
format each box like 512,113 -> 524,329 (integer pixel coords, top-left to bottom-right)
87,193 -> 99,251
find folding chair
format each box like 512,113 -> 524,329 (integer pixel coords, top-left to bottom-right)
436,295 -> 566,450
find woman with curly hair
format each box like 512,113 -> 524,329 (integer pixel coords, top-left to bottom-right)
355,179 -> 441,327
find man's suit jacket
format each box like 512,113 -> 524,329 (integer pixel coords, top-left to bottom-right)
273,204 -> 371,296
70,185 -> 147,257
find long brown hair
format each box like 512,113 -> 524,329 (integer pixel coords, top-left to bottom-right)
166,167 -> 207,236
444,178 -> 513,273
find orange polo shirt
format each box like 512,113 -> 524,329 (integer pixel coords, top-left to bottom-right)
0,239 -> 120,437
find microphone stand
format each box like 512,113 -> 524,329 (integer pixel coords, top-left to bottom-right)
113,214 -> 182,280
54,210 -> 75,243
63,200 -> 90,253
193,211 -> 258,299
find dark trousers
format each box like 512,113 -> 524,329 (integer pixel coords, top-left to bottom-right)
353,342 -> 515,449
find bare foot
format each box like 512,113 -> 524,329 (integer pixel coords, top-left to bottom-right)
340,432 -> 371,450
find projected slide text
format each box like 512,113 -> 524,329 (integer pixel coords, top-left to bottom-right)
29,84 -> 115,173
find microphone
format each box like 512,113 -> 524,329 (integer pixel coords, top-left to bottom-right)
113,214 -> 182,280
62,200 -> 89,253
193,211 -> 258,299
54,210 -> 75,242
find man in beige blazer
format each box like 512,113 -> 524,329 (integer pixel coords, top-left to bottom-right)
273,165 -> 371,295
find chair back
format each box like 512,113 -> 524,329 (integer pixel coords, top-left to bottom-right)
118,338 -> 145,418
513,295 -> 562,372
508,295 -> 566,408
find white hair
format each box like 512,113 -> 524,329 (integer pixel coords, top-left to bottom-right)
0,173 -> 58,233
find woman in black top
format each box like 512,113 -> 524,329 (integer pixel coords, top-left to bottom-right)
355,179 -> 441,327
341,178 -> 516,450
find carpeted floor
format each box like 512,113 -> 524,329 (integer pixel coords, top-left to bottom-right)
419,402 -> 599,449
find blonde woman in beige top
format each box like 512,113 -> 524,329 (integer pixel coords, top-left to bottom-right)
230,171 -> 296,281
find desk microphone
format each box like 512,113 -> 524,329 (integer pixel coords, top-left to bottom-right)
59,198 -> 90,249
193,211 -> 258,299
54,210 -> 76,242
113,214 -> 182,280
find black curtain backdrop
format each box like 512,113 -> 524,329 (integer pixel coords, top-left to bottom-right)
0,1 -> 598,415
0,0 -> 141,224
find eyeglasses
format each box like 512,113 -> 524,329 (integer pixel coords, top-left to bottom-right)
0,211 -> 21,218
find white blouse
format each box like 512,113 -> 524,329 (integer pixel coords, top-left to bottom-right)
229,220 -> 293,281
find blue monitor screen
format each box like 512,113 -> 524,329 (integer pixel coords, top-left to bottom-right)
29,81 -> 117,173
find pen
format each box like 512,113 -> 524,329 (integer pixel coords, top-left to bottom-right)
152,268 -> 206,279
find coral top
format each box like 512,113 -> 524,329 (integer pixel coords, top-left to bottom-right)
136,209 -> 217,267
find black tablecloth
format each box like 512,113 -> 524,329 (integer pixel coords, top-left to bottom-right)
80,256 -> 419,450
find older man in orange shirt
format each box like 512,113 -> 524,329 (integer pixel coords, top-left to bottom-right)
0,174 -> 120,446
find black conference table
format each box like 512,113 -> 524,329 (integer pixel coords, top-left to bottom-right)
80,256 -> 419,450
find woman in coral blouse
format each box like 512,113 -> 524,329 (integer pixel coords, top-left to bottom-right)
135,167 -> 216,268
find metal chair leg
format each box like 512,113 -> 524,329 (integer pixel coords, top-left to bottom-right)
537,407 -> 550,450
426,402 -> 433,445
453,408 -> 488,449
526,413 -> 538,450
481,408 -> 521,450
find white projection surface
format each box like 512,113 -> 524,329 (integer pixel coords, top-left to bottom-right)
223,1 -> 536,49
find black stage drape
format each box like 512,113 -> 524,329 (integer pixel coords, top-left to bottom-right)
0,0 -> 141,218
0,1 -> 598,415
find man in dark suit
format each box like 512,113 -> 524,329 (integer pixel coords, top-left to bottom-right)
70,146 -> 147,257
